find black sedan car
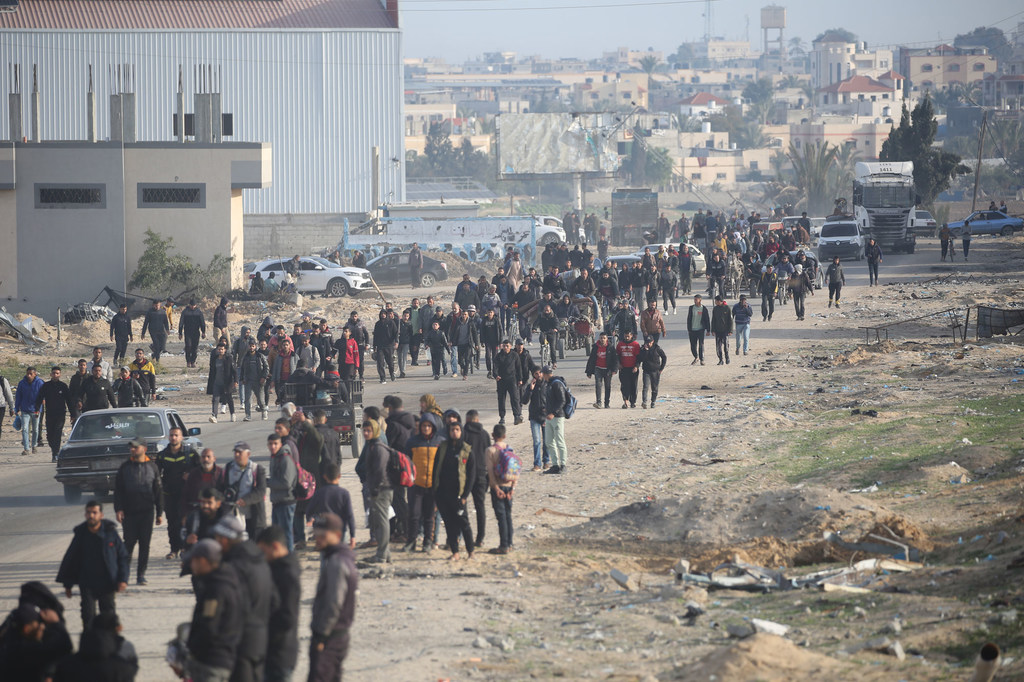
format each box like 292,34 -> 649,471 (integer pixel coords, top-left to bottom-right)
365,252 -> 449,287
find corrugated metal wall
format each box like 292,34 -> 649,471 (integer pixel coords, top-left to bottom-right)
0,29 -> 405,214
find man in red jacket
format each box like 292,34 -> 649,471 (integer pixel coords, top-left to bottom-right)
615,330 -> 641,409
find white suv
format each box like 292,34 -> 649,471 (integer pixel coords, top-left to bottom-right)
816,220 -> 865,261
245,256 -> 373,297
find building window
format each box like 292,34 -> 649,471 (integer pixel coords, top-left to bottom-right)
716,172 -> 727,179
973,63 -> 985,71
691,173 -> 702,180
35,184 -> 106,209
948,63 -> 961,72
921,63 -> 933,72
137,183 -> 206,209
750,161 -> 759,170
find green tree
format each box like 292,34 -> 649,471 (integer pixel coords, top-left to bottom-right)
424,121 -> 455,172
954,26 -> 1011,62
644,145 -> 674,187
672,43 -> 695,68
129,229 -> 231,298
813,28 -> 856,43
638,55 -> 661,75
742,78 -> 775,124
777,74 -> 803,90
787,36 -> 807,56
786,141 -> 839,215
827,143 -> 860,207
879,96 -> 970,205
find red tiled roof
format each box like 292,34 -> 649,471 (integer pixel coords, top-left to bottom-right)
877,69 -> 905,81
681,91 -> 729,106
0,0 -> 398,30
818,75 -> 893,94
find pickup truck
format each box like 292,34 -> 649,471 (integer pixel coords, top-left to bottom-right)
55,408 -> 202,503
276,378 -> 363,460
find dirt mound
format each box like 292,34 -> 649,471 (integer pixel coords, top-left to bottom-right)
728,409 -> 799,431
678,634 -> 849,681
859,514 -> 935,552
834,340 -> 899,365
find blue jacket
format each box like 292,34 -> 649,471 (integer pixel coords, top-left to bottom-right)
732,301 -> 753,326
14,376 -> 44,413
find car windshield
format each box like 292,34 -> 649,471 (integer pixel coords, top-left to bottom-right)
310,257 -> 341,268
916,211 -> 933,220
821,223 -> 859,237
69,412 -> 164,442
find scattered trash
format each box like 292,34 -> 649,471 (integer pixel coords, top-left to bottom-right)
0,307 -> 46,345
823,530 -> 921,561
472,636 -> 491,649
750,618 -> 790,637
727,622 -> 756,639
849,483 -> 880,494
534,508 -> 590,519
851,408 -> 879,417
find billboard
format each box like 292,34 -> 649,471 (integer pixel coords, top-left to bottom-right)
496,113 -> 620,179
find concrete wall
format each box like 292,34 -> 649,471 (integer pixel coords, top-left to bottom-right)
243,213 -> 366,261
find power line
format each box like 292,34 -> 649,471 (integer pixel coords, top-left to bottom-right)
402,0 -> 715,12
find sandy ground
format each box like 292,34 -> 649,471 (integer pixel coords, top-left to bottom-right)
1,235 -> 1023,680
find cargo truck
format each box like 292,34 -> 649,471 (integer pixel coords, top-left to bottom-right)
851,161 -> 917,254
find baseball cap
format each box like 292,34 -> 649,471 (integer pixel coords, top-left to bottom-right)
183,538 -> 222,564
13,603 -> 42,625
211,516 -> 245,541
312,513 -> 343,533
233,441 -> 250,452
128,438 -> 147,449
467,305 -> 476,312
541,365 -> 554,374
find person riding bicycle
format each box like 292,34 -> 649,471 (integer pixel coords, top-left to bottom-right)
534,305 -> 561,367
607,299 -> 638,342
554,294 -> 580,321
597,269 -> 620,309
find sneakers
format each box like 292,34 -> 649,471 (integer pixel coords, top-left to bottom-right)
828,300 -> 833,308
717,360 -> 724,365
726,358 -> 730,365
593,401 -> 602,409
691,358 -> 698,366
243,415 -> 251,422
543,465 -> 562,474
604,403 -> 610,408
230,414 -> 236,423
513,417 -> 524,425
137,576 -> 148,586
498,418 -> 505,425
672,308 -> 677,315
380,379 -> 387,385
21,449 -> 30,457
700,360 -> 705,366
262,410 -> 269,421
622,402 -> 628,409
399,373 -> 407,379
220,404 -> 228,414
401,541 -> 416,552
641,403 -> 647,409
209,415 -> 218,424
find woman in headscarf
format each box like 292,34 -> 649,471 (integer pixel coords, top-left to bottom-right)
256,316 -> 274,342
419,394 -> 443,421
431,420 -> 476,561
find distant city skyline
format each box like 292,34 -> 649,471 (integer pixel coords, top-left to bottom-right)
401,0 -> 1023,63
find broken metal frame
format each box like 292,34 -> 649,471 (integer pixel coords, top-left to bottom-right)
975,305 -> 1024,340
858,307 -> 967,345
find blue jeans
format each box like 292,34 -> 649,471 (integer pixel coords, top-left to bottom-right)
271,503 -> 296,551
491,487 -> 514,549
735,323 -> 750,353
20,412 -> 39,452
529,419 -> 549,468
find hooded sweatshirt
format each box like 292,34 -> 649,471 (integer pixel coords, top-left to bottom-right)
405,413 -> 444,488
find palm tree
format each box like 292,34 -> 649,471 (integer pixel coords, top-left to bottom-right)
736,120 -> 766,149
638,55 -> 661,76
827,143 -> 860,206
777,74 -> 803,90
788,36 -> 807,57
786,141 -> 839,215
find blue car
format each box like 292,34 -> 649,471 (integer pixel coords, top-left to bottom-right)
949,210 -> 1023,237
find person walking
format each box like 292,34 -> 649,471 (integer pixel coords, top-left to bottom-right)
112,366 -> 147,408
492,339 -> 523,425
109,303 -> 133,366
342,311 -> 369,382
825,256 -> 846,308
360,418 -> 393,563
540,366 -> 569,473
686,295 -> 711,366
267,433 -> 298,552
156,427 -> 199,560
56,500 -> 129,631
221,441 -> 268,539
256,526 -> 301,682
585,331 -> 618,409
113,439 -> 163,585
178,299 -> 207,369
140,300 -> 169,362
206,344 -> 237,424
14,367 -> 44,457
463,410 -> 492,550
432,420 -> 476,558
0,372 -> 14,444
865,238 -> 883,286
309,513 -> 358,682
403,415 -> 442,552
759,264 -> 778,321
372,310 -> 398,385
239,338 -> 270,422
182,539 -> 245,682
789,264 -> 815,321
732,294 -> 753,355
213,297 -> 230,344
638,337 -> 667,408
639,299 -> 667,346
711,296 -> 733,365
80,363 -> 117,412
615,330 -> 641,409
939,223 -> 953,261
521,369 -> 550,471
409,243 -> 424,288
961,219 -> 972,261
35,366 -> 74,462
485,424 -> 518,554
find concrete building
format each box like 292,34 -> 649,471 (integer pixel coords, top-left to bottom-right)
789,116 -> 892,160
0,140 -> 271,320
816,72 -> 906,117
0,0 -> 404,216
899,45 -> 997,94
811,38 -> 894,89
679,92 -> 731,117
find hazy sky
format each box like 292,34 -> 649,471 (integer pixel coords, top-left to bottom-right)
401,0 -> 1024,62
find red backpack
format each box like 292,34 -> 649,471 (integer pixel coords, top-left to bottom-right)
387,447 -> 416,488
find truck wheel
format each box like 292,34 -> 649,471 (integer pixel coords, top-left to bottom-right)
420,272 -> 436,287
908,243 -> 916,254
63,485 -> 82,504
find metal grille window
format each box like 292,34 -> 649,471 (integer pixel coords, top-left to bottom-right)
35,184 -> 106,209
137,183 -> 206,209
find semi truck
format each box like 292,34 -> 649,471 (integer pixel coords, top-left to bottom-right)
851,161 -> 918,254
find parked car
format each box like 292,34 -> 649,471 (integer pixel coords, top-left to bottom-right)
816,219 -> 865,261
948,210 -> 1024,237
244,256 -> 373,297
629,243 -> 707,275
913,209 -> 937,236
55,408 -> 202,503
365,252 -> 449,288
535,215 -> 586,243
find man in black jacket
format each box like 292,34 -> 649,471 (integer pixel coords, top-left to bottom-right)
520,368 -> 549,471
637,337 -> 667,408
585,332 -> 618,409
540,366 -> 568,474
140,299 -> 169,362
372,310 -> 398,384
213,515 -> 276,682
492,339 -> 523,425
35,366 -> 74,462
56,500 -> 129,630
463,410 -> 492,549
81,363 -> 117,412
108,303 -> 133,366
685,295 -> 711,366
313,409 -> 342,478
183,488 -> 230,551
309,513 -> 358,682
178,298 -> 207,369
256,526 -> 301,682
157,427 -> 200,560
112,366 -> 147,408
114,440 -> 163,585
184,539 -> 245,682
361,419 -> 392,564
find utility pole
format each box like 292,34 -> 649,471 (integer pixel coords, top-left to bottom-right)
970,110 -> 987,213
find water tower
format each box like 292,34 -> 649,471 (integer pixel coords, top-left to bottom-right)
761,4 -> 786,60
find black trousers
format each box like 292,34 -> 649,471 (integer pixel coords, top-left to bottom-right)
435,495 -> 473,555
113,336 -> 130,364
688,330 -> 705,360
618,368 -> 638,404
389,487 -> 408,539
662,290 -> 676,311
184,333 -> 201,365
46,413 -> 66,460
165,492 -> 185,553
307,631 -> 349,682
457,345 -> 473,377
470,476 -> 488,546
407,486 -> 435,544
122,507 -> 155,580
375,347 -> 395,381
79,587 -> 116,632
962,239 -> 971,259
940,239 -> 949,259
429,346 -> 445,377
410,334 -> 422,365
715,334 -> 730,362
828,282 -> 843,302
496,380 -> 522,420
761,294 -> 775,319
593,368 -> 612,405
293,500 -> 308,546
150,333 -> 167,361
356,346 -> 366,379
793,292 -> 806,318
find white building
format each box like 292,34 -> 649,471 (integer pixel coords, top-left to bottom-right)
810,37 -> 894,89
0,0 -> 405,215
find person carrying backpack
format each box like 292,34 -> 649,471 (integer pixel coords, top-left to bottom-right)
540,366 -> 569,475
486,423 -> 519,555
